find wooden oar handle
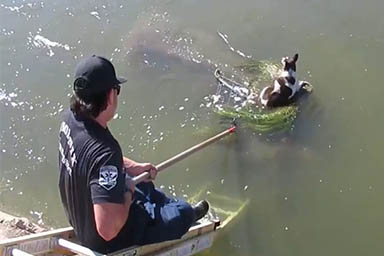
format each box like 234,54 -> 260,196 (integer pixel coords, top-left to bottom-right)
132,126 -> 236,184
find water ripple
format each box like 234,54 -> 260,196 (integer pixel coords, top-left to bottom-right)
27,33 -> 71,57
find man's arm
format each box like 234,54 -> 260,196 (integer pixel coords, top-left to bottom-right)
93,190 -> 132,241
90,156 -> 136,242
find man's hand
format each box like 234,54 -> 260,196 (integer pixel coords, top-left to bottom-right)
140,163 -> 157,182
123,157 -> 158,182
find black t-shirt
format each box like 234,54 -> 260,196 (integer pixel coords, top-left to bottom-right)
58,109 -> 126,252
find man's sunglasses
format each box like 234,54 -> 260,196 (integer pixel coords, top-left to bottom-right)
113,85 -> 121,95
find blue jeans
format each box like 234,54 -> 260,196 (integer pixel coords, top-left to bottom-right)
108,182 -> 195,252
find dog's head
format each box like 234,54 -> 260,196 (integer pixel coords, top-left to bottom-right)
281,53 -> 299,72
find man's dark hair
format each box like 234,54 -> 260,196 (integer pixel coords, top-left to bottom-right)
70,89 -> 111,118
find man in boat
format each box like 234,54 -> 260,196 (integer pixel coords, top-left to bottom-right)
58,55 -> 209,253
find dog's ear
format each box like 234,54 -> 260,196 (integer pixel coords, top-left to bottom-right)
293,53 -> 299,62
281,57 -> 288,65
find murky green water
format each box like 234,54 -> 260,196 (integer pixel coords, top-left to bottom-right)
1,0 -> 384,255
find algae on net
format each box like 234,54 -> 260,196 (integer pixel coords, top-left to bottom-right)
216,105 -> 298,133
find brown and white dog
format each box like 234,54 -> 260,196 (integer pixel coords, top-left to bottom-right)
259,53 -> 310,107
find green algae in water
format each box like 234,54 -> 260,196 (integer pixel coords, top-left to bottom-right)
237,60 -> 280,79
216,106 -> 298,133
236,60 -> 281,90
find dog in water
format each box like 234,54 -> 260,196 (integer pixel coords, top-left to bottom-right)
259,53 -> 310,108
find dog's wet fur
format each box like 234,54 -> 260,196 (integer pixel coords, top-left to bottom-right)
260,53 -> 310,108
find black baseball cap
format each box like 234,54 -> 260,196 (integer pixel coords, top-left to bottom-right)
73,55 -> 127,95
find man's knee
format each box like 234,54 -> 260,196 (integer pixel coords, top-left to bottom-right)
153,200 -> 194,240
176,201 -> 195,228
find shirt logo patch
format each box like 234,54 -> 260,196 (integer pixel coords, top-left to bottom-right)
99,165 -> 118,191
